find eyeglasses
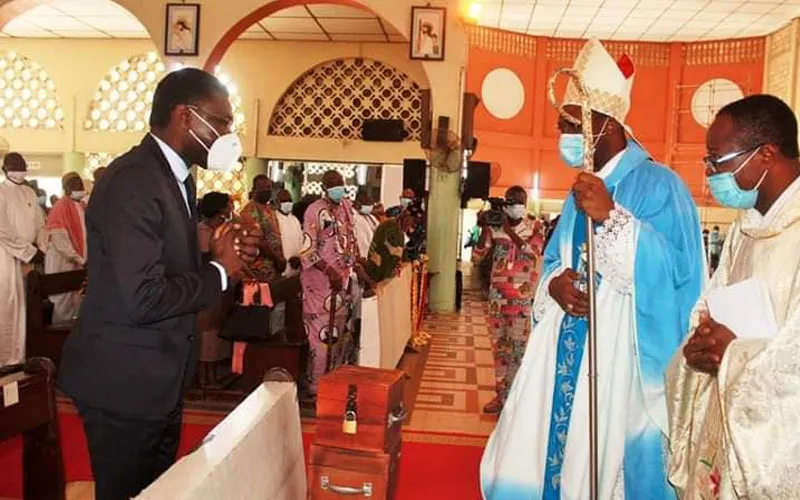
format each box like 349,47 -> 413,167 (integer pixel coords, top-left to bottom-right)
703,145 -> 762,173
188,105 -> 232,131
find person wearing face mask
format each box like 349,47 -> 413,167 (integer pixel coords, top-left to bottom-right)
58,68 -> 261,500
472,186 -> 544,415
44,172 -> 88,323
666,95 -> 800,499
299,169 -> 357,403
239,175 -> 286,280
195,191 -> 233,387
275,189 -> 302,277
352,190 -> 379,259
481,39 -> 705,500
399,188 -> 415,210
0,152 -> 46,367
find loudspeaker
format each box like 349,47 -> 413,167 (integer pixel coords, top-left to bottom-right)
420,89 -> 432,149
362,119 -> 405,142
464,161 -> 490,200
403,159 -> 427,195
462,93 -> 480,150
436,116 -> 449,145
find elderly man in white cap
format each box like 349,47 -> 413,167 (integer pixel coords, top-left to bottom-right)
480,39 -> 705,500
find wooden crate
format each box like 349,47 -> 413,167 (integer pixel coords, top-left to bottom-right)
316,366 -> 406,454
307,443 -> 400,500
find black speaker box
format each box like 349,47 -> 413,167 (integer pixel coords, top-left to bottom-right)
403,159 -> 427,195
362,119 -> 405,142
464,161 -> 490,199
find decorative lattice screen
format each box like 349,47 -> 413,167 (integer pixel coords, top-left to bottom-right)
0,50 -> 64,130
269,58 -> 422,141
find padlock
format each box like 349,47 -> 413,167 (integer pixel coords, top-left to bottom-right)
342,410 -> 358,435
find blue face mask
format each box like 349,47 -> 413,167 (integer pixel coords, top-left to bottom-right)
706,149 -> 766,209
327,186 -> 346,203
558,133 -> 584,168
400,197 -> 412,209
279,201 -> 293,214
360,205 -> 373,215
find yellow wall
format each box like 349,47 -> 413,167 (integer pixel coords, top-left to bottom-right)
0,37 -> 431,168
221,39 -> 428,163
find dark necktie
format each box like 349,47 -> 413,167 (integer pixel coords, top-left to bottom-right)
183,175 -> 196,219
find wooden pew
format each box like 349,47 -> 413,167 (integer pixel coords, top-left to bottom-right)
25,270 -> 86,373
0,357 -> 65,500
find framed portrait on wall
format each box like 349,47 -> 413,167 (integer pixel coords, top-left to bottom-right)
410,6 -> 446,61
165,3 -> 200,56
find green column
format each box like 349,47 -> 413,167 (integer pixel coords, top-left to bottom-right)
426,168 -> 461,312
243,157 -> 268,193
63,151 -> 86,176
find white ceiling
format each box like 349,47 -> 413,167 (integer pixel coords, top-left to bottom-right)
239,4 -> 405,43
1,1 -> 797,42
476,0 -> 800,41
1,0 -> 148,38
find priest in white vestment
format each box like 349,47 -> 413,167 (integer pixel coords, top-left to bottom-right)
0,152 -> 46,366
667,95 -> 800,499
45,172 -> 87,323
480,39 -> 705,500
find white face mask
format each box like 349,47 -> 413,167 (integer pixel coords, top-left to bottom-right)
70,190 -> 86,201
280,202 -> 293,215
188,108 -> 243,173
5,170 -> 26,184
505,204 -> 526,220
360,205 -> 374,215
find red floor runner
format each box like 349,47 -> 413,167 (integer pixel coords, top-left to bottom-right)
0,412 -> 482,499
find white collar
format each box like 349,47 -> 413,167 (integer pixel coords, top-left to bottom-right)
746,174 -> 800,227
150,132 -> 190,183
595,149 -> 625,180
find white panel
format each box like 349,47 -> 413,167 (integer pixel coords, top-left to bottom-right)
79,16 -> 146,31
307,4 -> 373,18
271,32 -> 330,41
320,18 -> 383,34
28,16 -> 89,30
2,27 -> 57,37
54,0 -> 130,16
477,4 -> 502,27
269,6 -> 312,18
52,29 -> 110,38
703,1 -> 746,12
328,33 -> 387,42
259,17 -> 320,33
238,31 -> 272,40
105,30 -> 150,39
381,164 -> 403,208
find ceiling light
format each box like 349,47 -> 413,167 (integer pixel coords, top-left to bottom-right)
467,2 -> 483,21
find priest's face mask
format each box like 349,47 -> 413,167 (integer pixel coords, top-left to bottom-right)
557,106 -> 614,170
704,113 -> 772,209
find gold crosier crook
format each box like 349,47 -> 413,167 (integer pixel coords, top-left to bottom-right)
547,68 -> 600,500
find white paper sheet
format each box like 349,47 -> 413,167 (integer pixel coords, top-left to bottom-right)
707,278 -> 779,340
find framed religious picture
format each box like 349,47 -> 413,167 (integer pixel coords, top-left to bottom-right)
165,3 -> 200,56
410,6 -> 446,61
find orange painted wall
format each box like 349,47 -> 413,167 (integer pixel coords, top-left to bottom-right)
466,30 -> 765,206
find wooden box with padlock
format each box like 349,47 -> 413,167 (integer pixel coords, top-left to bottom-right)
307,442 -> 400,500
315,366 -> 406,454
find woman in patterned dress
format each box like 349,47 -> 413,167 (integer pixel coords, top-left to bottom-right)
473,186 -> 545,414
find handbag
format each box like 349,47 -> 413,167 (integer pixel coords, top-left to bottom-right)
219,282 -> 274,343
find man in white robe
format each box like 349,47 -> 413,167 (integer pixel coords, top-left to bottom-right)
0,152 -> 46,366
45,172 -> 87,323
353,190 -> 379,260
480,39 -> 705,500
276,189 -> 303,278
667,95 -> 800,499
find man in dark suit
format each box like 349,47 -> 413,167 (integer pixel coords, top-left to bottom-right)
59,68 -> 258,500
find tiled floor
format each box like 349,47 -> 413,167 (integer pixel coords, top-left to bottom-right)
405,287 -> 499,438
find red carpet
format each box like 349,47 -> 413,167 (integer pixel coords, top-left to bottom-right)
0,411 -> 483,500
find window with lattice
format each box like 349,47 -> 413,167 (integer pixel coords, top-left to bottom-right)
0,50 -> 64,130
269,58 -> 422,141
84,53 -> 245,134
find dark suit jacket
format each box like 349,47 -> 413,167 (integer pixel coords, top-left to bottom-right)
59,135 -> 222,418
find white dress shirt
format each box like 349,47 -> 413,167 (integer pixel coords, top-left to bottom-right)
151,133 -> 228,291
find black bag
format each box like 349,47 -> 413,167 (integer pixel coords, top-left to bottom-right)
219,304 -> 273,343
